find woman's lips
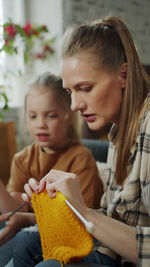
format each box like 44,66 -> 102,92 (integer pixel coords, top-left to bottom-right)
82,114 -> 96,122
37,134 -> 49,142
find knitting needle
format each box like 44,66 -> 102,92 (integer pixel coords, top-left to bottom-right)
65,200 -> 94,234
0,202 -> 28,227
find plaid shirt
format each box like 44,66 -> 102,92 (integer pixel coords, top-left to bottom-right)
136,226 -> 150,267
96,107 -> 150,266
136,182 -> 150,267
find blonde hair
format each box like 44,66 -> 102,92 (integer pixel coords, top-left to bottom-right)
62,17 -> 150,185
25,72 -> 79,141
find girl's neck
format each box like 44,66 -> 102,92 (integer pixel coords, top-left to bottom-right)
41,138 -> 73,154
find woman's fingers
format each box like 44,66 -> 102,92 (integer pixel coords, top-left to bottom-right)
23,178 -> 39,200
28,178 -> 39,193
49,169 -> 76,180
38,170 -> 63,193
46,182 -> 57,198
24,183 -> 33,199
43,170 -> 73,198
21,193 -> 30,203
23,170 -> 81,206
38,177 -> 47,193
45,170 -> 79,201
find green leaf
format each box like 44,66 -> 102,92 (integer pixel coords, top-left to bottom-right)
0,92 -> 9,114
15,25 -> 26,37
0,113 -> 4,122
3,22 -> 12,29
1,92 -> 9,110
14,47 -> 18,54
3,46 -> 14,55
18,69 -> 23,76
24,51 -> 28,63
36,26 -> 48,33
44,36 -> 57,45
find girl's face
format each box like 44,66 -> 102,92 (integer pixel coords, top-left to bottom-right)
60,53 -> 126,131
26,87 -> 71,150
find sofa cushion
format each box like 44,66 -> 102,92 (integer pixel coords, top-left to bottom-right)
82,139 -> 109,163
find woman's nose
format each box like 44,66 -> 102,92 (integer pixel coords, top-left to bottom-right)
71,93 -> 85,112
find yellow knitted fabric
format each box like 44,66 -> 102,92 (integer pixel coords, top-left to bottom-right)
31,191 -> 93,264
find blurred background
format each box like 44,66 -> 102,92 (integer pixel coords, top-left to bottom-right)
0,0 -> 150,182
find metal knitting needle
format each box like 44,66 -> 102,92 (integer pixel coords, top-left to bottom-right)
65,200 -> 94,234
0,202 -> 28,227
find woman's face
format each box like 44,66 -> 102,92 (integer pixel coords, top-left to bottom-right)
60,53 -> 126,131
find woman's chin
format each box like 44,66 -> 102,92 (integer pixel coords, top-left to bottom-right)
87,121 -> 106,131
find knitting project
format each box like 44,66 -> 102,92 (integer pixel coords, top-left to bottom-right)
31,191 -> 93,264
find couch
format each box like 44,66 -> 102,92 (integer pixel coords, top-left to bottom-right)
82,139 -> 109,190
82,139 -> 109,163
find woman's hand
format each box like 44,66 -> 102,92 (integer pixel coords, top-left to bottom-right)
38,169 -> 87,214
0,212 -> 36,246
22,178 -> 39,203
22,170 -> 87,215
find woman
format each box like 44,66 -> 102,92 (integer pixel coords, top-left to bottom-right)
14,16 -> 150,267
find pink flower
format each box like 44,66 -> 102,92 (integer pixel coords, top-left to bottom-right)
36,53 -> 46,59
5,24 -> 17,38
32,30 -> 39,36
23,23 -> 32,36
44,45 -> 53,53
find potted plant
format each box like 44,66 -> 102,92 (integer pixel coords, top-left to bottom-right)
0,21 -> 55,185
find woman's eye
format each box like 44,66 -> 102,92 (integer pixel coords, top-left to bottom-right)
85,87 -> 92,91
81,86 -> 92,92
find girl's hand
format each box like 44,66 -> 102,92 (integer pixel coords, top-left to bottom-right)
0,212 -> 35,246
22,178 -> 39,202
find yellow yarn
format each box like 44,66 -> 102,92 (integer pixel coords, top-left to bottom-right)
31,191 -> 93,264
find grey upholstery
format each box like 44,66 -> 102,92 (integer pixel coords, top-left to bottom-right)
82,139 -> 109,163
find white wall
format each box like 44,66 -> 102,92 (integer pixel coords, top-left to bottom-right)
62,0 -> 150,65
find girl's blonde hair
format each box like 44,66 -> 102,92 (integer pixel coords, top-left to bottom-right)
62,16 -> 150,185
25,72 -> 79,141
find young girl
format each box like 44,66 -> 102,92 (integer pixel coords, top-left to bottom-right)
0,72 -> 103,266
14,16 -> 150,267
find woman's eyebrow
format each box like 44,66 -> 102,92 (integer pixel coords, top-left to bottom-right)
65,81 -> 93,89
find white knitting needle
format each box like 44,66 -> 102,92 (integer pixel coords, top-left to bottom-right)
65,200 -> 94,234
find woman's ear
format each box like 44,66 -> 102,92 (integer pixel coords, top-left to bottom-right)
120,63 -> 127,88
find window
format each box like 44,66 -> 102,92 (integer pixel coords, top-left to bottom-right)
0,0 -> 26,107
0,0 -> 62,108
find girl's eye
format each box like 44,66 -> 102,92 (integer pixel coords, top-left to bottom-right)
48,114 -> 57,118
29,115 -> 36,119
